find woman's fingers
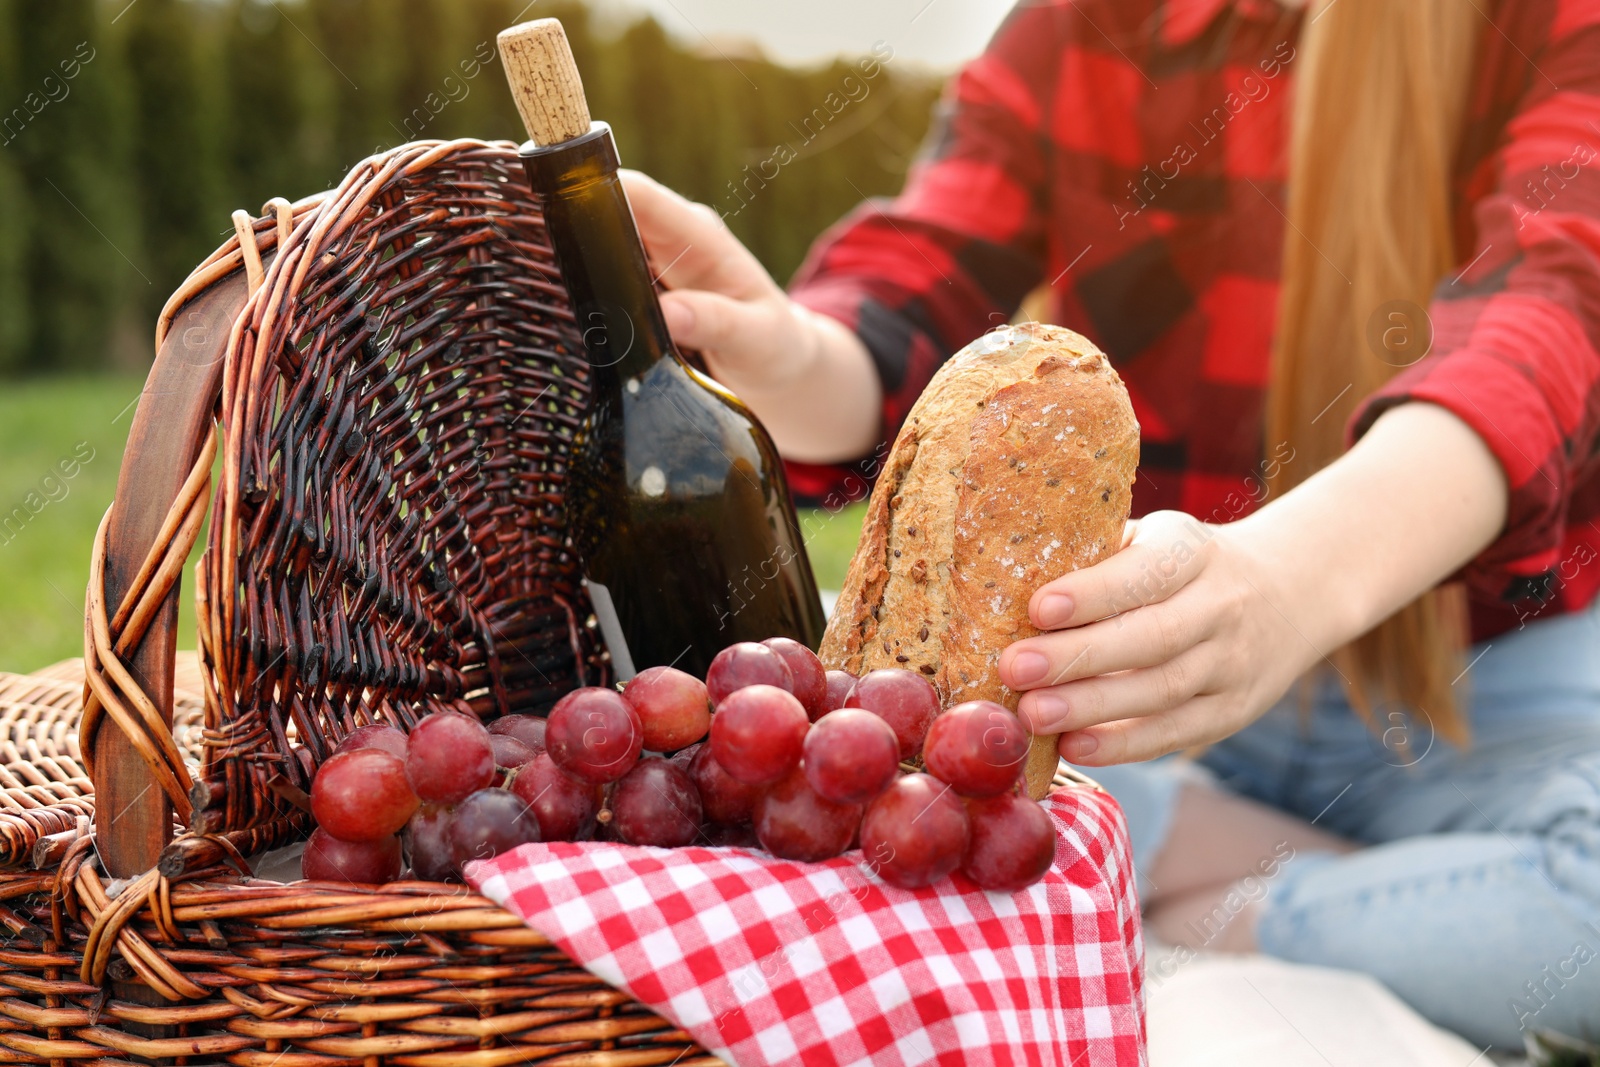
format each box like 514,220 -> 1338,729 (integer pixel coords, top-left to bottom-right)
1000,589 -> 1213,693
1027,511 -> 1212,630
1015,643 -> 1212,735
618,169 -> 775,301
1056,694 -> 1233,766
619,169 -> 812,392
999,510 -> 1254,767
659,288 -> 783,363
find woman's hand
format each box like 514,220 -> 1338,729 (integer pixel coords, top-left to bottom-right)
998,510 -> 1329,765
997,402 -> 1509,766
618,170 -> 881,462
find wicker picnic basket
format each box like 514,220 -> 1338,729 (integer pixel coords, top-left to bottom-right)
0,138 -> 723,1065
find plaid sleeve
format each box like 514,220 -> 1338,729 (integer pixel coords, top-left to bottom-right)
785,2 -> 1062,506
1350,4 -> 1600,603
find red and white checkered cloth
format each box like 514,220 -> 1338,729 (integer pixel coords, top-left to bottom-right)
467,786 -> 1146,1067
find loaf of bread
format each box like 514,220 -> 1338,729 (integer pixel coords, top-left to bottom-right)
819,323 -> 1139,798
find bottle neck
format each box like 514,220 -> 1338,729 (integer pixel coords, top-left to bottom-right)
521,123 -> 674,384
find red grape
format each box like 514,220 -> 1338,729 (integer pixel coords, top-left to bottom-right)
688,743 -> 762,825
708,684 -> 808,785
922,701 -> 1029,797
611,757 -> 703,847
823,670 -> 857,713
803,708 -> 901,805
509,753 -> 601,841
404,805 -> 456,881
450,788 -> 541,871
311,749 -> 418,841
623,666 -> 711,752
961,794 -> 1057,892
488,714 -> 547,755
669,741 -> 703,769
546,687 -> 643,784
754,768 -> 861,862
704,822 -> 759,848
705,642 -> 793,706
406,712 -> 495,804
846,669 -> 940,759
763,637 -> 827,720
303,827 -> 402,884
860,773 -> 970,889
490,734 -> 536,771
336,723 -> 407,758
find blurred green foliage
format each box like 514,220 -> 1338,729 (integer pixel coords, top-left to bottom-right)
0,0 -> 940,375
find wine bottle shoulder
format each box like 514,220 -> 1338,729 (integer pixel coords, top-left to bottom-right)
610,358 -> 771,502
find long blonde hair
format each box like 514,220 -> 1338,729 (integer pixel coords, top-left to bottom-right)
1268,0 -> 1482,744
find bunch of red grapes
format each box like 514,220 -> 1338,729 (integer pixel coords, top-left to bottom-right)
303,638 -> 1056,893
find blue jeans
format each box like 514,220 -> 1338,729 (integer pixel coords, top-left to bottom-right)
1085,599 -> 1600,1049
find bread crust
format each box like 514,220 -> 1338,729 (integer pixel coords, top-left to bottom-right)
820,324 -> 1139,798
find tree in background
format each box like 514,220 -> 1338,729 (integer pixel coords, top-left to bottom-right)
2,0 -> 141,373
0,7 -> 27,372
125,0 -> 230,306
0,0 -> 940,375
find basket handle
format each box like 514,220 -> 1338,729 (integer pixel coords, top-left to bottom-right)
85,205 -> 295,879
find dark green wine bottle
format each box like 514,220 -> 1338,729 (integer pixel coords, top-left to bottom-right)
504,27 -> 826,679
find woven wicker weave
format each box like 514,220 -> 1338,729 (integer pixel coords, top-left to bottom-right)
192,137 -> 607,846
0,658 -> 206,869
0,140 -> 717,1066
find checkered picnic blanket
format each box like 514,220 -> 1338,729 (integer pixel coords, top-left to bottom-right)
467,785 -> 1146,1067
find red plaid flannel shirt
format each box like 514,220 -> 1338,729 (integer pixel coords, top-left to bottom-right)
787,0 -> 1600,641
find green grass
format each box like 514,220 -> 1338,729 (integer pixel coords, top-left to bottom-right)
0,375 -> 150,672
0,376 -> 866,675
799,502 -> 866,593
